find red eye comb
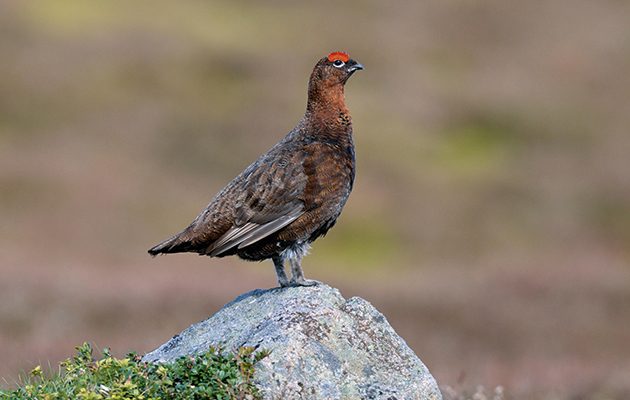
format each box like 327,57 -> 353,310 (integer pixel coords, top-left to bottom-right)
327,51 -> 349,63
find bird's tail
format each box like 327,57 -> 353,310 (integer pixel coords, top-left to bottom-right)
148,232 -> 194,256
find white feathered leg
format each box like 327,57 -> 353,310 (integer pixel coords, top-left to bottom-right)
272,256 -> 290,287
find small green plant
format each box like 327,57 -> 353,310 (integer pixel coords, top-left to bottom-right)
1,343 -> 269,400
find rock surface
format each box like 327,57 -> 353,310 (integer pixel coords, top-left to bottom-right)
143,283 -> 441,400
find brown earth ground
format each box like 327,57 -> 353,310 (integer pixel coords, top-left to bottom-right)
1,1 -> 630,399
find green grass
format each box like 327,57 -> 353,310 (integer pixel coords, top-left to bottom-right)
1,343 -> 268,400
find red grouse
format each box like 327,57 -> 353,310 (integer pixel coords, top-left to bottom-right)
148,52 -> 363,287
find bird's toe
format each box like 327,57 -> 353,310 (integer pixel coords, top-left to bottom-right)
288,278 -> 320,287
277,278 -> 291,288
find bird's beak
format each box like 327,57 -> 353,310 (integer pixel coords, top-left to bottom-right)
348,62 -> 364,73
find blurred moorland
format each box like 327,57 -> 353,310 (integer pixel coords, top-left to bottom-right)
1,1 -> 629,399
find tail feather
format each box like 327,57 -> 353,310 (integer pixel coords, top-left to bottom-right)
148,233 -> 194,256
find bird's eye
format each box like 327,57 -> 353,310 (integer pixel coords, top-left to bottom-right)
333,59 -> 345,68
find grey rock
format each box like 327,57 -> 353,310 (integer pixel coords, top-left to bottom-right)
143,283 -> 441,400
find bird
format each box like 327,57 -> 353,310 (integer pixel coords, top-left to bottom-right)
148,51 -> 363,287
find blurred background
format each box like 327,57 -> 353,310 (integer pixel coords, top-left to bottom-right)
1,1 -> 629,398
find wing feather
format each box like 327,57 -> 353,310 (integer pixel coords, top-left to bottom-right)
204,153 -> 307,256
206,206 -> 302,256
236,207 -> 303,249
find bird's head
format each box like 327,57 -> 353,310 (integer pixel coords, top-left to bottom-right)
311,51 -> 364,87
307,52 -> 363,111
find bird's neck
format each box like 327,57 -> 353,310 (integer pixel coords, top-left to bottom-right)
304,83 -> 352,140
306,82 -> 348,115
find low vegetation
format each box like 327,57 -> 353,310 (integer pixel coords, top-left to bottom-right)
1,343 -> 268,400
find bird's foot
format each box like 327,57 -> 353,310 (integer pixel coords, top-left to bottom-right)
288,278 -> 319,287
277,276 -> 291,288
273,256 -> 291,288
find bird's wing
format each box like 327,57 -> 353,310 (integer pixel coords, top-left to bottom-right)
205,205 -> 303,256
205,153 -> 307,256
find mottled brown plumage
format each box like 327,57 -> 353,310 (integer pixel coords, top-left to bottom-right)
148,52 -> 363,287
